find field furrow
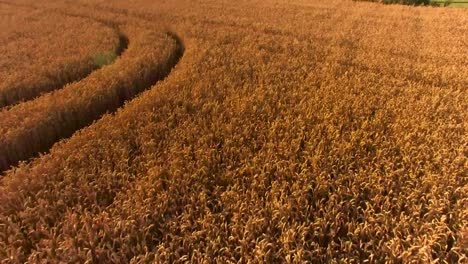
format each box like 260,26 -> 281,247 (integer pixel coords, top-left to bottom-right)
0,0 -> 466,262
0,3 -> 121,108
0,22 -> 183,173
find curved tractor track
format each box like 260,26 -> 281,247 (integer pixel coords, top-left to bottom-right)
0,33 -> 128,109
0,4 -> 127,109
0,11 -> 184,174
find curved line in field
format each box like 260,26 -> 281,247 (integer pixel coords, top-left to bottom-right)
0,27 -> 185,174
0,19 -> 128,109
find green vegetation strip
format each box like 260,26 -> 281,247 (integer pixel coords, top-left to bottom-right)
431,0 -> 468,6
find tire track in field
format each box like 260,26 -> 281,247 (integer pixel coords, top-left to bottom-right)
0,5 -> 186,260
0,9 -> 185,174
0,34 -> 128,109
0,2 -> 129,109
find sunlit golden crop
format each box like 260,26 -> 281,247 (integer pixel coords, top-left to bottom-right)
0,0 -> 466,263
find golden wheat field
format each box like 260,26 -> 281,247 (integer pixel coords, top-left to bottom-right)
0,0 -> 467,262
0,3 -> 121,108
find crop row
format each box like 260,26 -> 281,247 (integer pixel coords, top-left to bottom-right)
0,5 -> 119,108
0,22 -> 183,172
0,0 -> 466,262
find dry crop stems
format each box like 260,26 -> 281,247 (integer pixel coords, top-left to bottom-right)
0,5 -> 119,108
0,23 -> 183,173
0,0 -> 467,262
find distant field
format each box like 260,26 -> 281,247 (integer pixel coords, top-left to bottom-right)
431,0 -> 468,6
0,0 -> 467,263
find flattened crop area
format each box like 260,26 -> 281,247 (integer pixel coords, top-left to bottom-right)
0,0 -> 467,263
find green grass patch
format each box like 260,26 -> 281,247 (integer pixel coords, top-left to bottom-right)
92,51 -> 118,67
431,0 -> 468,6
356,0 -> 468,6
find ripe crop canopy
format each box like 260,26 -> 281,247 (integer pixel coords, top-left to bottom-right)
0,0 -> 466,262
